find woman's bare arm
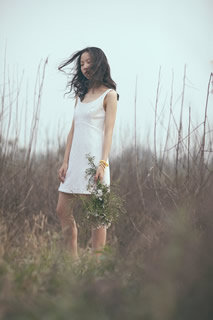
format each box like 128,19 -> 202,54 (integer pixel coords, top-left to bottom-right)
62,118 -> 74,164
62,96 -> 78,164
58,96 -> 78,182
101,90 -> 118,161
94,90 -> 117,183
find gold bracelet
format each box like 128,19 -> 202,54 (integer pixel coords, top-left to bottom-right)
99,160 -> 109,167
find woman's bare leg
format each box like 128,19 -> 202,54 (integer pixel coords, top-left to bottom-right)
91,226 -> 107,262
57,191 -> 107,262
56,192 -> 79,259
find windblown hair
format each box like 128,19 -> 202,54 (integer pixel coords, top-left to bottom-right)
58,47 -> 119,102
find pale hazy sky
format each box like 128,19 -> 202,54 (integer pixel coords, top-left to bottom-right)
1,0 -> 213,153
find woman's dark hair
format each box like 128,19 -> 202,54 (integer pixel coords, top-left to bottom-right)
58,47 -> 119,102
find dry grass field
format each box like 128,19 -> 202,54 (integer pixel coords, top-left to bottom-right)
0,57 -> 213,319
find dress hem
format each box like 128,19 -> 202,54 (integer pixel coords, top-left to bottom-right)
58,187 -> 92,195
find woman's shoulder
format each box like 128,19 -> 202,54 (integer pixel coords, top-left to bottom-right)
106,88 -> 119,101
104,88 -> 119,105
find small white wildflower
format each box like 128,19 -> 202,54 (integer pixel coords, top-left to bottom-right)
97,189 -> 103,197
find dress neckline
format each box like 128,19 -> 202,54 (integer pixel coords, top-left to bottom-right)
80,88 -> 111,104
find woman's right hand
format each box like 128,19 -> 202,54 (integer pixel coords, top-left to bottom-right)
58,163 -> 68,183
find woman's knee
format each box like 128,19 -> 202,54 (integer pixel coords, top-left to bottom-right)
56,192 -> 74,216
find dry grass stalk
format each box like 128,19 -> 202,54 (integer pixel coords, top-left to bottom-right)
175,64 -> 186,186
134,74 -> 146,212
199,72 -> 213,188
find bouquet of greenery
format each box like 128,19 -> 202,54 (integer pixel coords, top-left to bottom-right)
79,153 -> 126,230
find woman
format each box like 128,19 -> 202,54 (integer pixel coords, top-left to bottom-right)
56,47 -> 119,263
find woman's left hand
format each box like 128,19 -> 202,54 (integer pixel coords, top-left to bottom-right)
94,165 -> 104,184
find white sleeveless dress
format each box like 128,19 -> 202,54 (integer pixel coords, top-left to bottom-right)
58,88 -> 114,195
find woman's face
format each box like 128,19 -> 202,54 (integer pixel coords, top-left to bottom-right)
80,52 -> 92,79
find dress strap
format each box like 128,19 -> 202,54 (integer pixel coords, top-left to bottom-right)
103,88 -> 113,97
101,88 -> 114,101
